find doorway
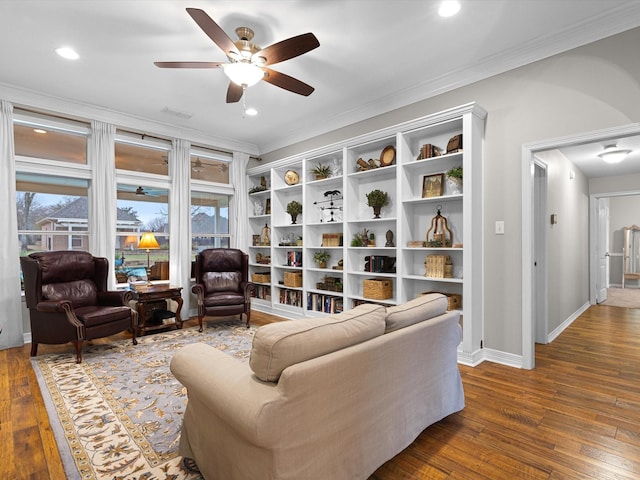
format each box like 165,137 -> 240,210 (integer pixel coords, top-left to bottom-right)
522,124 -> 640,370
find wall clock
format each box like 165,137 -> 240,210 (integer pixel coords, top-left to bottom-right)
284,170 -> 300,185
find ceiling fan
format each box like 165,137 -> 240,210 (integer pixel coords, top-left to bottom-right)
154,8 -> 320,103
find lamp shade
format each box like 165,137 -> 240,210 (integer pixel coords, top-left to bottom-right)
223,62 -> 265,87
137,232 -> 160,250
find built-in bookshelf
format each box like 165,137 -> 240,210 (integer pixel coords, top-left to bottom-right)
246,103 -> 486,360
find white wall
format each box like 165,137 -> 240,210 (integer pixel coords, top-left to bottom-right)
536,150 -> 590,333
258,27 -> 640,357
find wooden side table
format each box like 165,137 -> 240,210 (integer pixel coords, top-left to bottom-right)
131,284 -> 183,336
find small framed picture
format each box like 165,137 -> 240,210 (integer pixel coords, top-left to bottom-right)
422,173 -> 444,198
265,198 -> 271,215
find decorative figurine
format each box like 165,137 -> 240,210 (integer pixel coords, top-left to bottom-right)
385,230 -> 395,247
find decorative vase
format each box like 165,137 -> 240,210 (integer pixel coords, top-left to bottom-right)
447,177 -> 462,195
372,205 -> 382,219
318,260 -> 327,268
291,214 -> 298,224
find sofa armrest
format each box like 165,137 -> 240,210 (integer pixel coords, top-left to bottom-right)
191,283 -> 204,300
170,343 -> 282,445
240,281 -> 255,299
36,299 -> 71,313
97,290 -> 132,306
36,299 -> 83,328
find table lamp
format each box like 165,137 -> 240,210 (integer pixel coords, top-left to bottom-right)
137,232 -> 160,284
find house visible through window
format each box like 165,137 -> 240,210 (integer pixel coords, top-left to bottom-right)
16,173 -> 90,255
191,191 -> 230,259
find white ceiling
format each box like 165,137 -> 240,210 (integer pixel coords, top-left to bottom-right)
2,0 -> 640,176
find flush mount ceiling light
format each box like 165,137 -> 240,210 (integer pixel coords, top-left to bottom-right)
55,46 -> 79,60
598,144 -> 631,164
439,0 -> 461,17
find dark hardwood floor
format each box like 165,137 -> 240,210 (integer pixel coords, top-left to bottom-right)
2,306 -> 640,479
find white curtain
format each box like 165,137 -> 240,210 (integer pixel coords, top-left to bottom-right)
88,121 -> 117,289
169,138 -> 192,314
232,151 -> 250,249
0,100 -> 24,349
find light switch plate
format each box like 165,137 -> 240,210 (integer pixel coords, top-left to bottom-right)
495,221 -> 505,235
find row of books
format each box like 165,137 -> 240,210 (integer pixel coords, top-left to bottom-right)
287,251 -> 302,267
279,288 -> 303,307
251,285 -> 271,301
364,255 -> 396,273
307,293 -> 344,314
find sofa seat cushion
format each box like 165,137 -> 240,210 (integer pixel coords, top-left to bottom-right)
203,291 -> 244,307
75,305 -> 131,327
250,303 -> 386,382
385,293 -> 448,333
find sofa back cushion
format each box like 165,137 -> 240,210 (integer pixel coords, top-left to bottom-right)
42,279 -> 98,308
385,293 -> 448,333
32,250 -> 96,284
250,303 -> 386,382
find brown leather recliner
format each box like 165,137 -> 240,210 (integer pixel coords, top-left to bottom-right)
21,251 -> 137,363
192,248 -> 254,331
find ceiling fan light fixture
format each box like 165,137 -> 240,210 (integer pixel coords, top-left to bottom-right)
223,62 -> 265,87
598,144 -> 631,164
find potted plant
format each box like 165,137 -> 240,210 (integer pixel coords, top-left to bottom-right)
313,250 -> 330,268
310,163 -> 332,180
365,189 -> 389,219
286,200 -> 303,224
446,166 -> 463,194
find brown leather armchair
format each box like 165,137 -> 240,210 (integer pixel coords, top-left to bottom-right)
21,251 -> 137,363
192,248 -> 254,331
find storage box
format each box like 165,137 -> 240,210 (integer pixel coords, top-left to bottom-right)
322,233 -> 343,247
420,291 -> 462,311
424,254 -> 452,278
363,278 -> 393,300
251,273 -> 271,283
284,271 -> 303,288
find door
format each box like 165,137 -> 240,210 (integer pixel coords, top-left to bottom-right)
596,198 -> 609,303
533,161 -> 548,344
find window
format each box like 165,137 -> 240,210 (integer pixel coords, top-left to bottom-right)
191,191 -> 230,258
14,112 -> 89,164
115,184 -> 169,283
16,173 -> 89,255
115,132 -> 170,175
190,147 -> 231,184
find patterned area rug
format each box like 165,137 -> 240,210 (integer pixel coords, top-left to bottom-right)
31,322 -> 256,480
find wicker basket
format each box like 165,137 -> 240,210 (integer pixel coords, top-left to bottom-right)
284,271 -> 303,288
420,291 -> 462,311
363,278 -> 393,300
251,273 -> 271,283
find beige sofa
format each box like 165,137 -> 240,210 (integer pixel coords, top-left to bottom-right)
170,293 -> 464,480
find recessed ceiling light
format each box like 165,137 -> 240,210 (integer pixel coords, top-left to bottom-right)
439,0 -> 461,17
245,108 -> 258,116
33,128 -> 47,134
55,46 -> 79,60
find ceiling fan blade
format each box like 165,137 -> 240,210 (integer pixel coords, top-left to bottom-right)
226,82 -> 244,103
257,33 -> 320,66
262,68 -> 314,96
154,61 -> 224,69
186,8 -> 240,58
